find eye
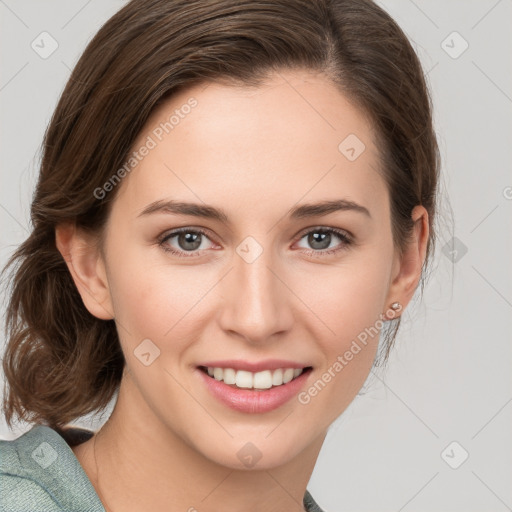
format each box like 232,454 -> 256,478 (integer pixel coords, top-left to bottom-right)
158,227 -> 216,257
157,226 -> 353,259
295,227 -> 352,257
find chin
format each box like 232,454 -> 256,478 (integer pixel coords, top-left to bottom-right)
192,432 -> 310,471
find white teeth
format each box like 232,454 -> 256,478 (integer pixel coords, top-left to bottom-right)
204,366 -> 306,389
235,370 -> 253,389
283,368 -> 294,383
253,370 -> 273,389
223,368 -> 236,385
271,368 -> 283,386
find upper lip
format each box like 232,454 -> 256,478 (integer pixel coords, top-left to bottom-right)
197,359 -> 312,373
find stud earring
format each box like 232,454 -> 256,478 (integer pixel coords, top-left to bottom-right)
390,301 -> 401,311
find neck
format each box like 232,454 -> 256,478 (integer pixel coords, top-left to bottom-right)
73,371 -> 325,512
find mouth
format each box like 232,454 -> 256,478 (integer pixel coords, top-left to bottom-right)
197,365 -> 313,391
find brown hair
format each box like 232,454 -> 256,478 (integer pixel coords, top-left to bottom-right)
1,0 -> 440,430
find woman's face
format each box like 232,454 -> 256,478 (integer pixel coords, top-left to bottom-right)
90,69 -> 408,468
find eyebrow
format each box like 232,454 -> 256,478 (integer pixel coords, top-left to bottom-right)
137,198 -> 371,223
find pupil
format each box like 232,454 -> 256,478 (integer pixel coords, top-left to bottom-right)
309,232 -> 330,250
179,232 -> 201,251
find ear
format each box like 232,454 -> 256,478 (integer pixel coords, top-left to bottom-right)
384,205 -> 429,317
55,222 -> 114,320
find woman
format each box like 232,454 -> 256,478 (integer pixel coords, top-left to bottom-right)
0,0 -> 439,510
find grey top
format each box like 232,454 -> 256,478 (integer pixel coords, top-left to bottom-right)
1,424 -> 325,512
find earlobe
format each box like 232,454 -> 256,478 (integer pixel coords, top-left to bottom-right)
55,222 -> 114,320
384,205 -> 429,316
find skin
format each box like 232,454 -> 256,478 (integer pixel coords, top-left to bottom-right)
56,69 -> 429,512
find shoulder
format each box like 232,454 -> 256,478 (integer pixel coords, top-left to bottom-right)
0,424 -> 104,512
304,489 -> 327,512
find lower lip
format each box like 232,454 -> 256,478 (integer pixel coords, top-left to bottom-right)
196,367 -> 312,414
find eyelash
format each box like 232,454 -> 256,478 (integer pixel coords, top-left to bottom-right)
157,226 -> 353,259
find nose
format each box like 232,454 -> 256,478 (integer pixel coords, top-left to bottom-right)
217,241 -> 294,345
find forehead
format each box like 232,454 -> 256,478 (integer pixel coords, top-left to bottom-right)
113,70 -> 386,222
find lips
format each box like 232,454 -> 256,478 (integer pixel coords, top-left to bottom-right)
194,360 -> 313,414
196,359 -> 313,390
198,365 -> 312,389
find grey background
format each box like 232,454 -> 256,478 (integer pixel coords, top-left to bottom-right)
1,1 -> 511,511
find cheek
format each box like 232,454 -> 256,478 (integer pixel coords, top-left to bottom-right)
293,266 -> 391,428
291,252 -> 392,398
111,270 -> 188,333
107,245 -> 218,364
295,256 -> 392,342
